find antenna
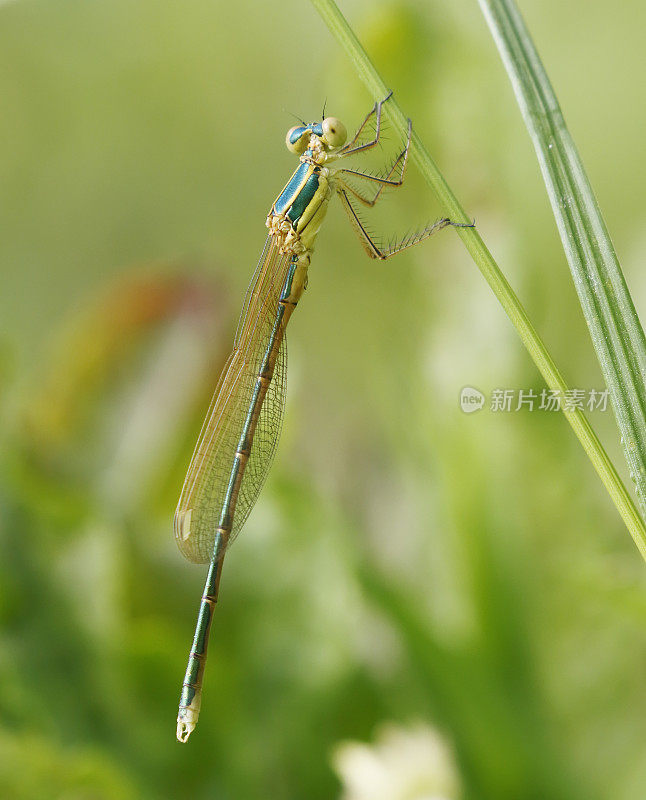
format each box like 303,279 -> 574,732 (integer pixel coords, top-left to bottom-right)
283,109 -> 307,125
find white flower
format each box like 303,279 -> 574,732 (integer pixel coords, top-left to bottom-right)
332,721 -> 460,800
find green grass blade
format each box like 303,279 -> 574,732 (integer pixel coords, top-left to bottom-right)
479,0 -> 646,510
309,0 -> 646,558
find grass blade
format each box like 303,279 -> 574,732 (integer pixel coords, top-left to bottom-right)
309,0 -> 646,558
479,0 -> 646,510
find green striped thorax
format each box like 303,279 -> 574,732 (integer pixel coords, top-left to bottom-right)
266,116 -> 347,258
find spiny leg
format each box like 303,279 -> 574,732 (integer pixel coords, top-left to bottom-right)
334,120 -> 411,207
337,187 -> 473,261
337,103 -> 379,153
336,150 -> 407,202
336,91 -> 394,158
335,163 -> 402,208
335,112 -> 473,259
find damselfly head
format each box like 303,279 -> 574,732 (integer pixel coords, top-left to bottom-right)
285,117 -> 347,155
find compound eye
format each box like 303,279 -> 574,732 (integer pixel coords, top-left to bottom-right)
286,125 -> 309,154
321,117 -> 347,148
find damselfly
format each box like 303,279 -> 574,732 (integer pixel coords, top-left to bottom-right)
174,93 -> 472,742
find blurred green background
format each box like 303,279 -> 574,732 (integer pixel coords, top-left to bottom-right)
1,0 -> 646,798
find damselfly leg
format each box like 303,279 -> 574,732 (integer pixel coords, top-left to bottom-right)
332,96 -> 474,260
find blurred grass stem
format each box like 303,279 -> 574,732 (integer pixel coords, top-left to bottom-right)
310,0 -> 646,558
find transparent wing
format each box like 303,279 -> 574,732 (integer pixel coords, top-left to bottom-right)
233,332 -> 286,537
174,236 -> 291,564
